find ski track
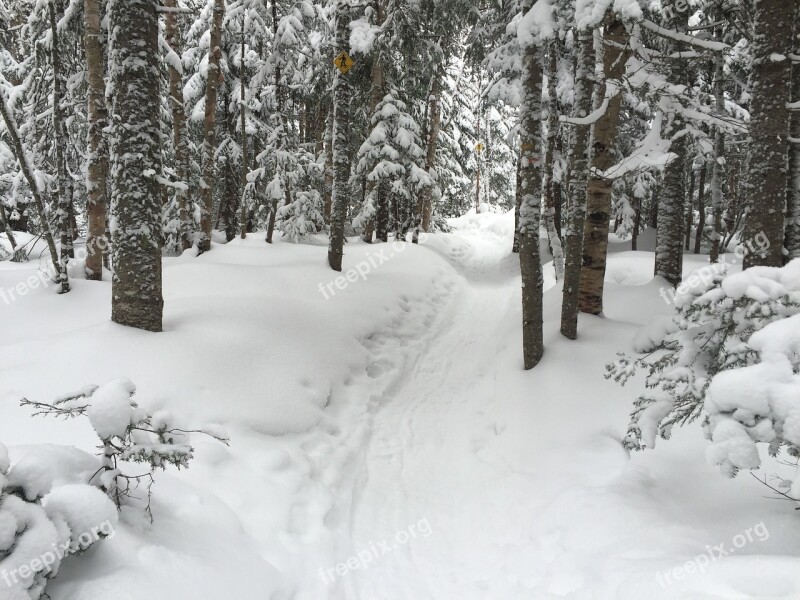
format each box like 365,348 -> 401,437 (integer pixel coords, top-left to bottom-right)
341,227 -> 525,600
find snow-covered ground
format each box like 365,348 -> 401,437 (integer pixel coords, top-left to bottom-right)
2,212 -> 799,599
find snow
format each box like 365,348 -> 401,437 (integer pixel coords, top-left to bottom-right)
85,379 -> 136,440
43,484 -> 118,551
2,217 -> 800,599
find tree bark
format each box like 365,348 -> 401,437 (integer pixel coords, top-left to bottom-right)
328,0 -> 353,271
518,10 -> 545,370
560,26 -> 594,339
108,0 -> 163,331
542,39 -> 564,280
239,14 -> 248,240
578,17 -> 628,315
198,0 -> 225,253
50,1 -> 71,293
694,164 -> 707,255
164,0 -> 191,251
743,0 -> 792,268
710,29 -> 726,263
785,4 -> 800,261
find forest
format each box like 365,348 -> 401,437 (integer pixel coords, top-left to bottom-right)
1,0 -> 800,598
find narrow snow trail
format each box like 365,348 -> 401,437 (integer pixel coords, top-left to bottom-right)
342,224 -> 541,599
334,217 -> 800,600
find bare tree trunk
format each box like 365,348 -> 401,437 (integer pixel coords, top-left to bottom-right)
542,39 -> 564,280
684,168 -> 695,251
785,4 -> 800,261
364,0 -> 386,244
323,112 -> 333,226
518,7 -> 545,370
164,0 -> 191,251
50,1 -> 71,293
578,17 -> 627,315
108,0 -> 163,331
419,53 -> 444,235
512,154 -> 522,253
694,164 -> 707,255
328,0 -> 353,271
743,0 -> 792,268
239,16 -> 248,240
560,26 -> 594,340
198,0 -> 225,253
710,30 -> 726,263
632,194 -> 641,251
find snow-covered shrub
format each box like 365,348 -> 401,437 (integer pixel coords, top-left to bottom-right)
608,261 -> 800,495
0,441 -> 118,600
21,378 -> 229,518
277,189 -> 325,241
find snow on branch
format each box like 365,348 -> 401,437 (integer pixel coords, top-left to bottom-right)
641,19 -> 729,52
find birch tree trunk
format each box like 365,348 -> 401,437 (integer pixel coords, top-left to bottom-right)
164,0 -> 191,251
518,9 -> 545,370
50,1 -> 71,293
198,0 -> 225,253
108,0 -> 163,331
541,39 -> 564,279
743,0 -> 792,268
85,0 -> 109,278
578,17 -> 627,315
560,26 -> 594,340
328,0 -> 353,271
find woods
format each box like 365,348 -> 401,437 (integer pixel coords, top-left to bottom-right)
0,0 -> 798,356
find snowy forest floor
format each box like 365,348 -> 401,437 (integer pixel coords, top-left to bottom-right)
2,212 -> 800,599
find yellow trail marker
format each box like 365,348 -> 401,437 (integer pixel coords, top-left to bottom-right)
334,51 -> 354,74
475,142 -> 485,153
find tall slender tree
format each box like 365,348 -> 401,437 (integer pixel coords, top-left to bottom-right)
108,0 -> 163,331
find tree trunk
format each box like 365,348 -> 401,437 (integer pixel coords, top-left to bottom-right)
578,17 -> 628,315
694,164 -> 707,255
785,4 -> 800,261
743,0 -> 792,268
198,0 -> 225,253
710,29 -> 726,263
518,12 -> 545,370
685,168 -> 695,251
364,1 -> 386,244
50,1 -> 71,293
323,111 -> 334,226
419,54 -> 444,234
239,15 -> 248,240
512,154 -> 522,253
328,0 -> 354,271
655,113 -> 686,286
560,26 -> 594,340
108,0 -> 163,331
542,39 -> 564,280
164,0 -> 191,251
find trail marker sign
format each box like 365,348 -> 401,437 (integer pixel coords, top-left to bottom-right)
334,51 -> 354,74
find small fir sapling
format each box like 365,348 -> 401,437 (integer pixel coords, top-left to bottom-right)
21,378 -> 229,520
